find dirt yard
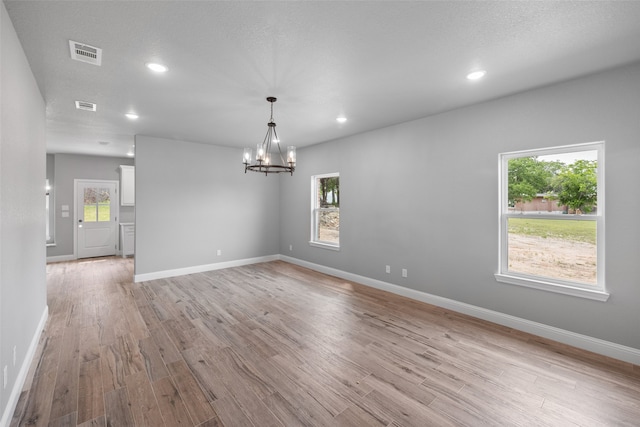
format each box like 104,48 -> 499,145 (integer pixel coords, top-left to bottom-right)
508,234 -> 597,284
318,213 -> 596,285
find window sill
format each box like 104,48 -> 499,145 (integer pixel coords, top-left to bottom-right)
309,241 -> 340,251
495,273 -> 609,302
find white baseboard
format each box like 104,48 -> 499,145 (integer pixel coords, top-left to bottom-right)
134,255 -> 280,282
0,305 -> 49,427
46,254 -> 75,263
280,255 -> 640,366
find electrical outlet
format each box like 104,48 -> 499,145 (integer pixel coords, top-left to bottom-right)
13,346 -> 16,366
289,244 -> 293,251
3,365 -> 7,389
402,268 -> 408,278
217,249 -> 222,256
385,265 -> 391,274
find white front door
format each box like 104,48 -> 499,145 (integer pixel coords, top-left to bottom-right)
76,180 -> 118,259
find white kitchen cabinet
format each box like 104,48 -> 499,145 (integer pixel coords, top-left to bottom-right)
120,223 -> 135,257
119,165 -> 135,206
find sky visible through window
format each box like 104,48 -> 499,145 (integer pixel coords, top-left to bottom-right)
538,150 -> 597,164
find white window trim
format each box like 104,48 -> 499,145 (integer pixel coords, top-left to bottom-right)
46,178 -> 55,245
495,141 -> 608,301
310,172 -> 340,251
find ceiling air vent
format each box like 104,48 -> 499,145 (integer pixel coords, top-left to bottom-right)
75,101 -> 97,112
69,40 -> 102,66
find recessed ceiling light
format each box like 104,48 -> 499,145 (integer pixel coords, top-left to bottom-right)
336,116 -> 347,123
466,70 -> 487,81
146,62 -> 168,73
125,113 -> 139,120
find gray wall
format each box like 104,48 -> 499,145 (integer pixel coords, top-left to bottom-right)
1,1 -> 47,419
46,154 -> 135,258
135,135 -> 280,276
280,62 -> 640,350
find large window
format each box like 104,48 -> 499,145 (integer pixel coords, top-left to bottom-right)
496,142 -> 607,301
310,173 -> 340,250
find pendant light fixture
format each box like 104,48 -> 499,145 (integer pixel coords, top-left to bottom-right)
243,97 -> 296,175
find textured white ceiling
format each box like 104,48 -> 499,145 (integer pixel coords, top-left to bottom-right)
6,1 -> 640,157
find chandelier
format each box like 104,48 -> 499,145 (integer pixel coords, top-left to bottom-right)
243,97 -> 296,175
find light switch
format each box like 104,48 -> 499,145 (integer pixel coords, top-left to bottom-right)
61,212 -> 69,218
61,205 -> 69,211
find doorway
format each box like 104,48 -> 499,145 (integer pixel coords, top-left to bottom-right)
74,179 -> 119,258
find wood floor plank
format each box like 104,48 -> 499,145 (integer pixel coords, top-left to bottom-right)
77,359 -> 104,424
47,412 -> 77,427
363,387 -> 455,427
208,350 -> 284,427
152,376 -> 194,426
12,257 -> 640,427
99,341 -> 128,394
165,360 -> 217,424
333,405 -> 388,427
104,387 -> 135,427
78,326 -> 101,363
261,391 -> 315,427
11,370 -> 56,426
194,416 -> 224,427
138,336 -> 170,382
210,396 -> 255,427
76,416 -> 106,427
148,325 -> 183,365
49,329 -> 80,421
180,347 -> 229,403
124,370 -> 165,426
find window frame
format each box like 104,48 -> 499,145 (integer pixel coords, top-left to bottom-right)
495,141 -> 608,301
46,179 -> 56,246
310,172 -> 340,251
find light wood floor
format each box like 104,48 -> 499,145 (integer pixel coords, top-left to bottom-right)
11,257 -> 640,426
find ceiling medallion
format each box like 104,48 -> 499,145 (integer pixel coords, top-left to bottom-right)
243,97 -> 296,176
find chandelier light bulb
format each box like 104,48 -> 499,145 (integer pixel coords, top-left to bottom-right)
243,148 -> 252,164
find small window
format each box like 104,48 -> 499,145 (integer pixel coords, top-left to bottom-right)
496,142 -> 607,301
310,173 -> 340,250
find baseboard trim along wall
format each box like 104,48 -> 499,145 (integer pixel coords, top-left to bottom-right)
133,255 -> 280,282
279,255 -> 640,366
0,306 -> 49,427
46,254 -> 75,263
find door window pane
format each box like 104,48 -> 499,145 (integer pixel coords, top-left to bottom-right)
84,187 -> 111,222
84,188 -> 97,222
97,187 -> 111,222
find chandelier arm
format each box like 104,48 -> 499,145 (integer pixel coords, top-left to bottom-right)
263,127 -> 271,147
273,127 -> 287,165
